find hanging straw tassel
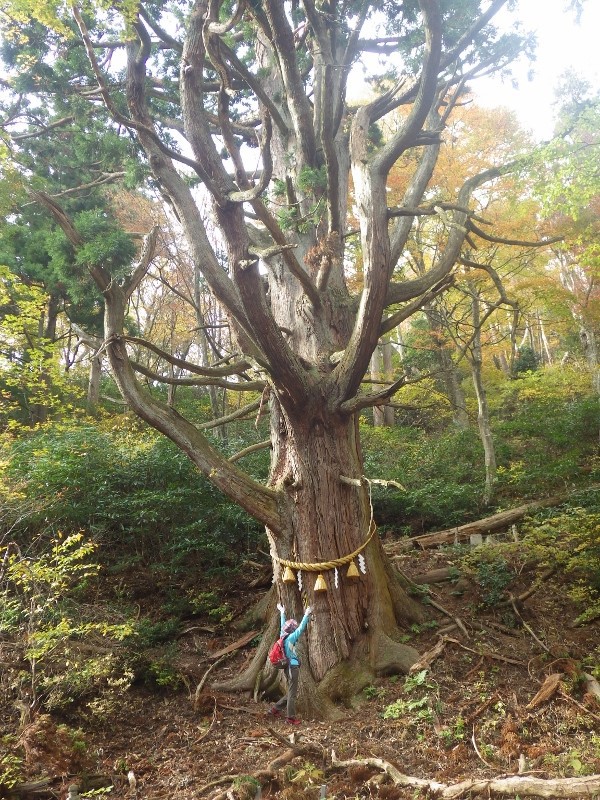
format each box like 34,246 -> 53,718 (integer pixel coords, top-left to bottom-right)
314,573 -> 327,592
283,566 -> 296,583
346,560 -> 360,579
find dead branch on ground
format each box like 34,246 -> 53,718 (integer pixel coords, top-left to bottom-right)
194,655 -> 229,708
331,751 -> 600,798
408,636 -> 449,674
427,598 -> 470,638
526,672 -> 563,709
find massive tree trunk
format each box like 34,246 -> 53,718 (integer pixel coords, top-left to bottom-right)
267,397 -> 424,674
218,397 -> 425,717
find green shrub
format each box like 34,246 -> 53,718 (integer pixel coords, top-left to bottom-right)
0,531 -> 137,714
493,368 -> 599,495
459,545 -> 517,607
1,421 -> 264,574
522,507 -> 600,624
362,425 -> 485,528
0,747 -> 24,791
382,670 -> 436,723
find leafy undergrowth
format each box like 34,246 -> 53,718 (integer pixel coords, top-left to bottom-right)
1,544 -> 599,800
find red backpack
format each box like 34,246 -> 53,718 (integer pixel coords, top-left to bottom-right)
268,636 -> 289,669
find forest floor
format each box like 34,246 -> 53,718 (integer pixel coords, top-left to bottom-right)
2,538 -> 600,800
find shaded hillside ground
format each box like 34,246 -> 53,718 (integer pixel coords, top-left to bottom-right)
1,537 -> 599,800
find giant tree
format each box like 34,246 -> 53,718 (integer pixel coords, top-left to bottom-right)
2,0 -> 535,716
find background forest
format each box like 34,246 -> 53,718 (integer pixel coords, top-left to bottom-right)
1,0 -> 599,796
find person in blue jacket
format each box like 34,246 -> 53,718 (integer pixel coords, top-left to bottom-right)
268,602 -> 312,725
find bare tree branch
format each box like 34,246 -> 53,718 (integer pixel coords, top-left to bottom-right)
130,360 -> 264,391
123,336 -> 252,378
468,221 -> 562,248
228,440 -> 271,463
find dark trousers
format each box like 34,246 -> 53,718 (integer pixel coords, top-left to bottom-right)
274,664 -> 299,718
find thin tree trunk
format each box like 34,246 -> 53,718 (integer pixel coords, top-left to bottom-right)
29,294 -> 60,425
167,362 -> 176,406
580,326 -> 600,394
195,265 -> 227,440
86,351 -> 102,414
469,289 -> 497,505
370,341 -> 394,427
381,340 -> 395,427
370,346 -> 384,427
424,305 -> 469,429
538,311 -> 552,365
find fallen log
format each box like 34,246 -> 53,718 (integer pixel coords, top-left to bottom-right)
7,774 -> 118,799
401,495 -> 564,550
331,752 -> 600,798
7,777 -> 53,798
409,567 -> 455,584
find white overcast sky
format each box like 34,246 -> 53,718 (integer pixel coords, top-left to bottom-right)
473,1 -> 600,139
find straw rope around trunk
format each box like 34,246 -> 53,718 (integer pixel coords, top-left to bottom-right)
274,519 -> 377,572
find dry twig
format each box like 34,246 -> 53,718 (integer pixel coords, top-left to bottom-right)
509,595 -> 554,655
471,724 -> 495,769
445,637 -> 524,666
428,599 -> 470,638
194,655 -> 228,707
559,690 -> 600,724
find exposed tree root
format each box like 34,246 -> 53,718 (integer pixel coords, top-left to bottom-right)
234,585 -> 274,631
315,659 -> 372,711
374,632 -> 420,676
194,655 -> 228,709
331,752 -> 600,798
